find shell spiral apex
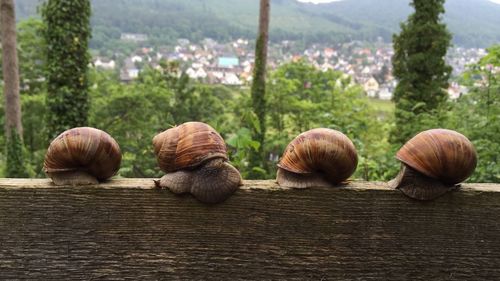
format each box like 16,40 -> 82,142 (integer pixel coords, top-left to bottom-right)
44,127 -> 122,184
277,128 -> 358,187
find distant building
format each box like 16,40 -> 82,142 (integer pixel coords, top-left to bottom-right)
363,77 -> 380,98
218,57 -> 239,69
222,72 -> 242,86
177,38 -> 190,47
378,87 -> 393,100
120,58 -> 139,82
448,82 -> 468,100
186,67 -> 207,80
120,33 -> 148,42
94,57 -> 115,70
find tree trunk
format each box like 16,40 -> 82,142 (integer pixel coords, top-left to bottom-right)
1,0 -> 27,177
1,0 -> 22,138
248,0 -> 270,178
257,0 -> 270,64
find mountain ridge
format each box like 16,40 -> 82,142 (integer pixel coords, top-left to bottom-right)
15,0 -> 500,48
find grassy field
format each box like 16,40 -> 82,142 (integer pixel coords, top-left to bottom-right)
367,98 -> 395,121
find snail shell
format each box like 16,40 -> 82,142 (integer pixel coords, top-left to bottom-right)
152,121 -> 228,173
44,127 -> 122,185
153,122 -> 242,203
277,128 -> 358,188
389,129 -> 477,200
396,129 -> 477,185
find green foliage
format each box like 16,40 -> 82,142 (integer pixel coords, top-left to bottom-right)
89,70 -> 168,177
4,3 -> 498,184
88,66 -> 241,178
445,45 -> 500,182
248,34 -> 268,178
0,19 -> 48,178
479,45 -> 500,67
21,93 -> 47,176
226,127 -> 261,178
391,0 -> 452,145
5,129 -> 29,178
17,18 -> 46,94
42,0 -> 91,139
265,60 -> 396,180
0,19 -> 46,94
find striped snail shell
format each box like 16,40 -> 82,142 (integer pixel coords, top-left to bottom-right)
277,128 -> 358,188
389,129 -> 477,200
153,122 -> 242,204
44,127 -> 122,185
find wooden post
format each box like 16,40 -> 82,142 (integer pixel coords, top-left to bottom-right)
0,179 -> 499,280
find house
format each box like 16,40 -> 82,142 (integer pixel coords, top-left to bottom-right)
222,72 -> 242,86
324,48 -> 337,58
321,62 -> 334,72
218,57 -> 239,69
120,58 -> 139,82
447,82 -> 468,100
378,87 -> 393,100
186,67 -> 207,80
120,33 -> 148,42
94,57 -> 116,70
177,38 -> 190,47
131,55 -> 143,63
363,77 -> 380,98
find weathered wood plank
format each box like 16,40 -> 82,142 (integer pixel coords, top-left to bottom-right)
0,179 -> 499,280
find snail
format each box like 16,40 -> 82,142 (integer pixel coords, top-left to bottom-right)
153,122 -> 242,204
44,127 -> 122,185
276,128 -> 358,188
388,129 -> 477,200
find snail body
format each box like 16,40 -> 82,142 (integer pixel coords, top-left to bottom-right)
153,122 -> 242,203
388,129 -> 477,200
44,127 -> 122,185
277,128 -> 358,188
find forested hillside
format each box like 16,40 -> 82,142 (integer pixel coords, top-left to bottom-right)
16,0 -> 500,48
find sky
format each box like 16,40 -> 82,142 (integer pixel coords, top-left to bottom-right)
297,0 -> 500,4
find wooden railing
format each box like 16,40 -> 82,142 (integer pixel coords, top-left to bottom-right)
0,179 -> 499,280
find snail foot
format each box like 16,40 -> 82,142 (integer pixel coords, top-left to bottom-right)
388,164 -> 456,201
276,168 -> 335,188
48,170 -> 99,186
157,159 -> 242,204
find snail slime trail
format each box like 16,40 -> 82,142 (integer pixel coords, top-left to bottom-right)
277,128 -> 358,188
389,129 -> 477,201
153,122 -> 242,204
44,127 -> 122,186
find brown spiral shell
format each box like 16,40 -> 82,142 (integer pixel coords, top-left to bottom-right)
43,127 -> 122,181
152,122 -> 228,173
278,128 -> 358,184
396,129 -> 477,185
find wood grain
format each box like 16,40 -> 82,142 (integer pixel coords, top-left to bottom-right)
0,179 -> 499,280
